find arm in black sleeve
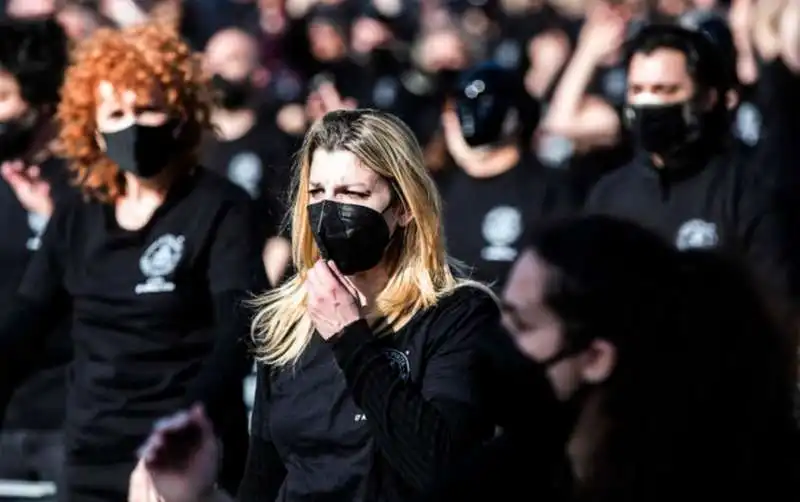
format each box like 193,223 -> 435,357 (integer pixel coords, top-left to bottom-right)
236,365 -> 286,502
329,289 -> 498,493
0,297 -> 62,410
186,200 -> 268,425
736,175 -> 794,300
184,291 -> 254,427
0,199 -> 71,402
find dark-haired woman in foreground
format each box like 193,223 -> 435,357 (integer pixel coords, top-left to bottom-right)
428,215 -> 799,501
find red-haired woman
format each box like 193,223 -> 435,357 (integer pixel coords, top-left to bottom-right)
0,22 -> 263,502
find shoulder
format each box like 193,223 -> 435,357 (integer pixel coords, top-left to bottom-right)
191,167 -> 253,206
586,163 -> 638,207
414,284 -> 500,344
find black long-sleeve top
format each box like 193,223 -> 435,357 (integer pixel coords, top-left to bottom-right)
237,286 -> 499,502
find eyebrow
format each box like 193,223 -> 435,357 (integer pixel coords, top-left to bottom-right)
308,181 -> 371,190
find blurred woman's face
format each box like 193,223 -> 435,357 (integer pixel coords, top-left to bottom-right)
0,71 -> 28,122
94,80 -> 170,135
502,250 -> 586,399
419,31 -> 469,72
309,22 -> 347,62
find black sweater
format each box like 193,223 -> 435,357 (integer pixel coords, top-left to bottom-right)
237,286 -> 500,502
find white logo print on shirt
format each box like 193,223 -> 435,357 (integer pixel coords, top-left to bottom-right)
481,205 -> 523,262
675,219 -> 719,250
26,212 -> 49,251
135,234 -> 185,294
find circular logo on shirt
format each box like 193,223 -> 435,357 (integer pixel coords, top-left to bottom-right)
735,101 -> 762,147
228,152 -> 263,199
494,39 -> 521,70
373,76 -> 399,109
140,234 -> 185,278
382,348 -> 411,381
482,206 -> 523,248
675,219 -> 719,250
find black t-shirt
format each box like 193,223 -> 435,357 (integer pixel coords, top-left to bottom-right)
238,286 -> 499,502
0,156 -> 73,431
202,116 -> 297,241
440,160 -> 574,292
16,169 -> 261,467
585,148 -> 792,297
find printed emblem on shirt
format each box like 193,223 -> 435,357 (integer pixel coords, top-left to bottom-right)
373,76 -> 398,109
228,152 -> 263,199
136,234 -> 185,294
494,39 -> 521,70
481,205 -> 522,262
382,348 -> 411,382
26,212 -> 49,251
734,101 -> 762,147
675,219 -> 719,250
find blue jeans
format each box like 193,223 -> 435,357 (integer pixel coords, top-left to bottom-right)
0,430 -> 63,502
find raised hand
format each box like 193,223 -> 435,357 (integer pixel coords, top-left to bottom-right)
129,405 -> 219,502
305,260 -> 362,340
1,160 -> 54,217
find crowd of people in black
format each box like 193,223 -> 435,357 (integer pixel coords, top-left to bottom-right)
0,0 -> 798,501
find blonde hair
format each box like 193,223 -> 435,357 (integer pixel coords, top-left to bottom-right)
251,109 -> 490,367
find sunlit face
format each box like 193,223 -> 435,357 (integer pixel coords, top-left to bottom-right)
308,22 -> 346,62
626,48 -> 695,106
421,31 -> 468,71
0,71 -> 29,123
94,80 -> 171,141
502,249 -> 585,399
307,149 -> 402,232
204,30 -> 259,82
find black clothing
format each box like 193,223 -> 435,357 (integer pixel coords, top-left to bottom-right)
585,148 -> 791,296
0,169 -> 263,502
0,157 -> 73,432
440,160 -> 574,292
201,115 -> 295,242
238,286 -> 499,502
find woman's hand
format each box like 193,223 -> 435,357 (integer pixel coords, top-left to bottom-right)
1,160 -> 54,217
305,260 -> 362,340
129,405 -> 219,502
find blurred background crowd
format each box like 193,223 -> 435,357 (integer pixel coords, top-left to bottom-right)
0,0 -> 798,499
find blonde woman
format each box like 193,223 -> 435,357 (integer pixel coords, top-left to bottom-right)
131,108 -> 500,502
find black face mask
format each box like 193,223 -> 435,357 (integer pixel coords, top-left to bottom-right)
211,74 -> 251,110
102,121 -> 179,178
541,342 -> 596,434
307,200 -> 392,276
625,100 -> 702,156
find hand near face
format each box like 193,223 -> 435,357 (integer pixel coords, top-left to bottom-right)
1,160 -> 54,217
306,260 -> 362,340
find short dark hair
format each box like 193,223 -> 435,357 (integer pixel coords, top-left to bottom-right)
624,24 -> 732,97
0,17 -> 69,108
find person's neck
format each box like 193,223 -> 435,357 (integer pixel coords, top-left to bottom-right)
348,265 -> 390,313
458,143 -> 521,179
122,170 -> 175,204
647,132 -> 723,172
567,392 -> 606,484
212,107 -> 256,141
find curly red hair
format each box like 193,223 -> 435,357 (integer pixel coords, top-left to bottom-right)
57,22 -> 212,202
